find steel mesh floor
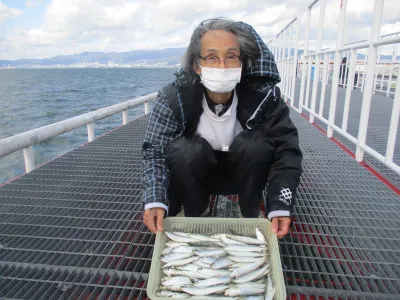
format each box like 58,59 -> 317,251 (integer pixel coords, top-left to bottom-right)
1,110 -> 400,299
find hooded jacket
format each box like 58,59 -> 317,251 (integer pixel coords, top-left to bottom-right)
142,22 -> 302,218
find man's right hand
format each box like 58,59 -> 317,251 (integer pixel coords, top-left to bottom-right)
143,208 -> 166,233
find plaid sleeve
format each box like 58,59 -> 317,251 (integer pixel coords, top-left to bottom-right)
142,91 -> 181,210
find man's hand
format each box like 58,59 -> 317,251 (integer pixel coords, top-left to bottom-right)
271,216 -> 291,239
143,208 -> 165,233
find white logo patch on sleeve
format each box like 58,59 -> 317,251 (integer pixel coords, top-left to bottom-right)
278,187 -> 292,206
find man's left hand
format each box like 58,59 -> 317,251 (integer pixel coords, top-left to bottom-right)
271,216 -> 291,239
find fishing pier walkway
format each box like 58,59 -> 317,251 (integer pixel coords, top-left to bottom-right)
0,88 -> 399,299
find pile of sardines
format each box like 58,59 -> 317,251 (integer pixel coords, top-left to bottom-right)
156,227 -> 275,299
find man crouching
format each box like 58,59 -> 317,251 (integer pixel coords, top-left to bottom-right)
142,18 -> 302,239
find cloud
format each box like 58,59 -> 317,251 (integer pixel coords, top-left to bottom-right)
0,2 -> 23,24
1,0 -> 399,60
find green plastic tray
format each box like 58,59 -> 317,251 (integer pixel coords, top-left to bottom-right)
147,217 -> 286,300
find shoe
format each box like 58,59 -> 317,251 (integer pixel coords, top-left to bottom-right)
237,208 -> 264,218
175,206 -> 210,217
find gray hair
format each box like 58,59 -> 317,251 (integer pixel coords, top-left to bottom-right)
182,18 -> 259,76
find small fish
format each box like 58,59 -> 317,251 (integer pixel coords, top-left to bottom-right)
199,256 -> 220,265
233,264 -> 270,284
181,284 -> 228,296
178,264 -> 202,272
193,260 -> 212,268
255,264 -> 271,281
225,287 -> 265,296
255,227 -> 267,244
158,284 -> 183,292
211,257 -> 232,269
171,246 -> 197,253
229,262 -> 249,268
230,257 -> 267,279
162,247 -> 175,255
264,274 -> 275,300
225,245 -> 266,253
156,290 -> 190,298
165,241 -> 188,248
162,256 -> 198,269
234,281 -> 265,289
226,234 -> 267,245
195,249 -> 226,257
163,268 -> 209,279
189,240 -> 226,247
161,252 -> 193,263
165,232 -> 200,243
161,276 -> 192,286
194,275 -> 231,287
229,256 -> 265,263
174,232 -> 221,242
212,234 -> 246,245
227,250 -> 266,257
197,267 -> 231,277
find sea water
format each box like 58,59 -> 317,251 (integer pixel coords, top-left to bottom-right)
0,68 -> 176,184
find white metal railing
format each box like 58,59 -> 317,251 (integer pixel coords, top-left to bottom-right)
0,93 -> 157,174
269,0 -> 400,176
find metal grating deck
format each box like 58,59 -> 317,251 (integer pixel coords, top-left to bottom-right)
1,110 -> 400,299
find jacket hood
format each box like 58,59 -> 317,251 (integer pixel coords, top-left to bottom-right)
174,21 -> 280,91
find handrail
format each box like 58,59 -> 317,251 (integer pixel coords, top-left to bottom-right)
268,0 -> 400,176
0,92 -> 157,173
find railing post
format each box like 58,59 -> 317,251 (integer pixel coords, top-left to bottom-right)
361,53 -> 368,93
87,122 -> 95,142
319,53 -> 329,117
310,0 -> 326,123
144,102 -> 149,114
288,23 -> 293,102
327,0 -> 348,138
342,48 -> 357,131
282,26 -> 288,101
386,43 -> 397,97
23,146 -> 35,173
122,110 -> 128,125
355,0 -> 384,162
299,9 -> 311,113
386,73 -> 400,163
305,56 -> 312,109
373,48 -> 381,94
291,18 -> 300,107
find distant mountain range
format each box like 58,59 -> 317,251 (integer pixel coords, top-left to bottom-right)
0,47 -> 187,68
1,47 -> 398,69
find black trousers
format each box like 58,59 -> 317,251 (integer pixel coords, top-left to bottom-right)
166,130 -> 275,218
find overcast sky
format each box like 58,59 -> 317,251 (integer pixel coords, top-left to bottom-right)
1,0 -> 399,60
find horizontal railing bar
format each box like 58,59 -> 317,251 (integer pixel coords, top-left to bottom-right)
372,36 -> 400,47
0,93 -> 157,158
382,31 -> 400,38
293,36 -> 400,59
343,39 -> 368,46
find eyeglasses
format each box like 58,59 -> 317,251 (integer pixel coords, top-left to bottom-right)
199,54 -> 241,68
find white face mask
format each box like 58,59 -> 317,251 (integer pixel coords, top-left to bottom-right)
200,66 -> 242,93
